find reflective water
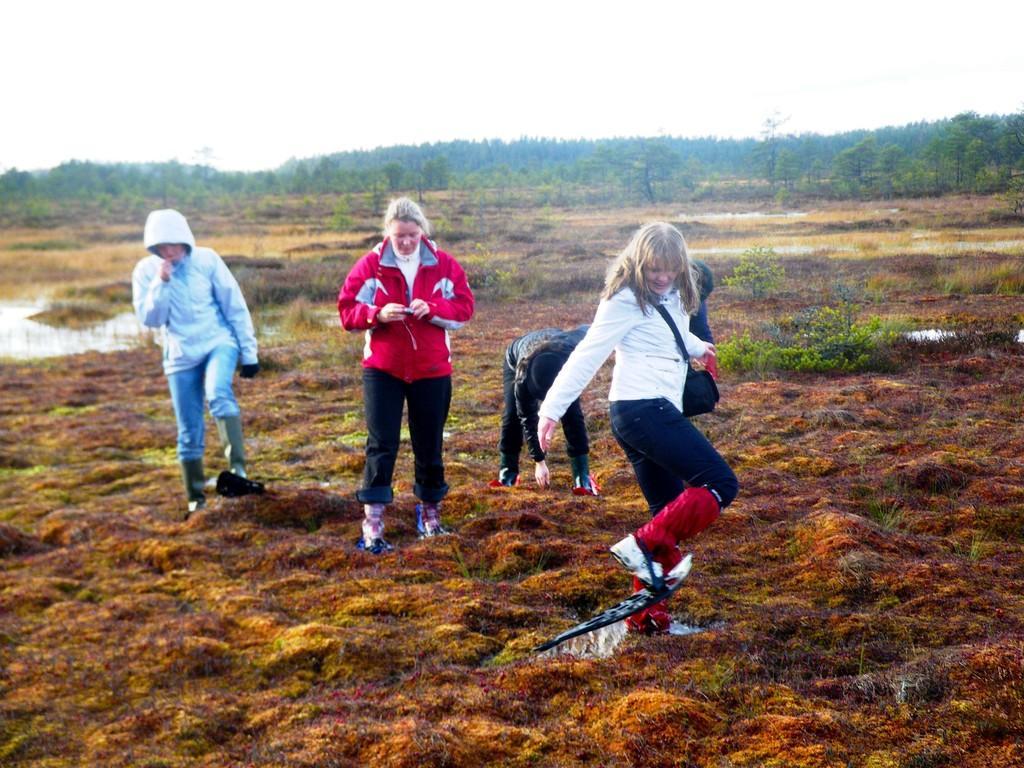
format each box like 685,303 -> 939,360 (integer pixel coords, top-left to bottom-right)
680,210 -> 810,220
910,240 -> 1024,253
0,302 -> 150,360
692,244 -> 829,256
536,619 -> 705,660
906,328 -> 1024,343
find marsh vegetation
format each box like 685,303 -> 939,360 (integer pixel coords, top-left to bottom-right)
1,192 -> 1022,766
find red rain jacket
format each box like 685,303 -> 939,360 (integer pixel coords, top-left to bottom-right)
338,238 -> 474,382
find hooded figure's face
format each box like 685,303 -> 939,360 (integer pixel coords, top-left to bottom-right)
155,243 -> 187,263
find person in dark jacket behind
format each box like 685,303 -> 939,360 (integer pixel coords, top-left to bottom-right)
338,197 -> 474,554
690,259 -> 714,344
492,325 -> 597,494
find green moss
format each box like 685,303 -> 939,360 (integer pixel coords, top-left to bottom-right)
48,404 -> 100,416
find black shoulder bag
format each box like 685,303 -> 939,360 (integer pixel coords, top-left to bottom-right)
653,304 -> 720,417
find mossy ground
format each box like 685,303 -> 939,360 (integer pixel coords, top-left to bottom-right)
1,194 -> 1023,766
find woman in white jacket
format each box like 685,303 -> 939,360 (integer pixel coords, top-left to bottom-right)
538,222 -> 738,634
132,209 -> 262,516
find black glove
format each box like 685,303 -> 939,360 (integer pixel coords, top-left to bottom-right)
240,363 -> 260,379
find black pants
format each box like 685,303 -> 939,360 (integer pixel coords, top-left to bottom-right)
610,398 -> 738,515
498,358 -> 588,467
357,368 -> 451,504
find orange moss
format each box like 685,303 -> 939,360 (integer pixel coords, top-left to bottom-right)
0,522 -> 45,556
727,710 -> 845,767
775,454 -> 839,477
3,198 -> 1024,767
586,689 -> 723,766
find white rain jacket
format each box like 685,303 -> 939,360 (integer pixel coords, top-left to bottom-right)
539,288 -> 708,420
132,209 -> 258,375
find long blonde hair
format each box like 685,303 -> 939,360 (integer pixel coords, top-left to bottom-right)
603,222 -> 700,315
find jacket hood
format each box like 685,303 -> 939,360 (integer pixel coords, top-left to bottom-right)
692,259 -> 714,301
144,209 -> 196,255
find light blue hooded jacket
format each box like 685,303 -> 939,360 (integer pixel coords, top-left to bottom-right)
132,209 -> 258,375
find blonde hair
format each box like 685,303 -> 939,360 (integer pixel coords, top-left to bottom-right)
382,197 -> 431,237
603,222 -> 700,315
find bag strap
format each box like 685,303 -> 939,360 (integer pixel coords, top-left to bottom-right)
653,304 -> 690,363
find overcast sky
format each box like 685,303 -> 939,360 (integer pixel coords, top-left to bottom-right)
3,0 -> 1022,172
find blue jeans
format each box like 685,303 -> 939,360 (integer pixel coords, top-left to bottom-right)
610,398 -> 738,515
167,344 -> 240,461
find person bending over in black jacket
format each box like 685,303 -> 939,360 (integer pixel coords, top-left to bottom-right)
491,325 -> 598,494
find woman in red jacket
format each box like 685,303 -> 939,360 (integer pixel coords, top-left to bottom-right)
338,198 -> 475,553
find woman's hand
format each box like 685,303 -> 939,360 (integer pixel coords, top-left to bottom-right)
538,416 -> 557,453
408,298 -> 430,319
534,460 -> 550,488
693,343 -> 718,378
693,343 -> 716,367
378,303 -> 411,323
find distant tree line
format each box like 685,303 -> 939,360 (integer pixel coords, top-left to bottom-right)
3,110 -> 1023,220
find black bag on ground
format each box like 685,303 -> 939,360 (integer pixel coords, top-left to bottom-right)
216,471 -> 266,497
654,304 -> 720,417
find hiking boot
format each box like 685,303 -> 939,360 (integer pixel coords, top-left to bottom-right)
356,536 -> 394,555
416,503 -> 450,538
610,536 -> 692,589
610,534 -> 664,585
216,470 -> 265,497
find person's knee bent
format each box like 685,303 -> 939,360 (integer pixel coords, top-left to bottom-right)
206,375 -> 239,418
709,468 -> 739,509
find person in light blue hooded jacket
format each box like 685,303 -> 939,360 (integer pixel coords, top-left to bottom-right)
132,209 -> 262,516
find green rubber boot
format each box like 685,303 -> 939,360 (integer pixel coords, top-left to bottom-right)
570,454 -> 597,495
497,452 -> 520,486
180,458 -> 206,518
215,415 -> 247,477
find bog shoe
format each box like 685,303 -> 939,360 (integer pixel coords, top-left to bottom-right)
216,471 -> 265,497
663,553 -> 693,586
610,534 -> 664,585
416,503 -> 450,538
356,536 -> 394,555
611,536 -> 693,589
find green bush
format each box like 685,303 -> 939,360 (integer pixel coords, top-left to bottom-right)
329,196 -> 353,231
719,302 -> 895,375
723,246 -> 785,298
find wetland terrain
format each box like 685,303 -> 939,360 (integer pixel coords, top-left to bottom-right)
1,193 -> 1023,767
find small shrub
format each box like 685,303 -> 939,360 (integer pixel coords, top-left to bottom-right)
865,498 -> 904,530
723,246 -> 784,298
719,302 -> 895,375
329,196 -> 353,231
